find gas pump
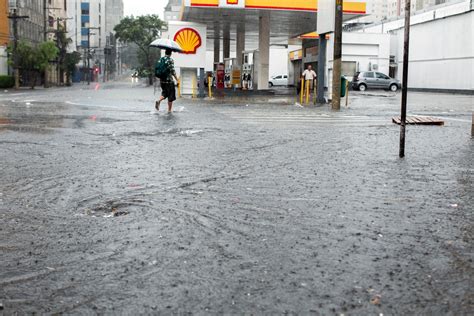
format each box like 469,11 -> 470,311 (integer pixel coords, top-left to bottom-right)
224,58 -> 232,88
224,58 -> 241,89
216,63 -> 225,89
242,50 -> 258,90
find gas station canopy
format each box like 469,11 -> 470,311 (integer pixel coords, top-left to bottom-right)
181,0 -> 367,50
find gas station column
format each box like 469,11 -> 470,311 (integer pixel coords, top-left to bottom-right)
317,35 -> 327,103
223,24 -> 231,59
213,22 -> 220,70
257,12 -> 270,90
236,23 -> 245,66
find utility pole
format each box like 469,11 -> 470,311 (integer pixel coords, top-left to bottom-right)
87,29 -> 91,85
399,0 -> 411,158
44,2 -> 63,87
471,113 -> 474,137
85,27 -> 100,85
8,9 -> 29,90
56,17 -> 61,85
43,0 -> 49,87
43,0 -> 47,41
54,17 -> 73,85
103,47 -> 108,83
331,0 -> 343,111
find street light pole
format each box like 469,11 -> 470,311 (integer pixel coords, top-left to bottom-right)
399,0 -> 411,158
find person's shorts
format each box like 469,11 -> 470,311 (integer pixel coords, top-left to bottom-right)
160,81 -> 176,102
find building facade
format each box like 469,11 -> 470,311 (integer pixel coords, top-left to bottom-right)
46,0 -> 67,41
164,0 -> 182,22
0,0 -> 9,75
10,0 -> 44,45
358,0 -> 473,92
67,0 -> 105,51
67,0 -> 123,81
104,0 -> 123,35
389,0 -> 455,17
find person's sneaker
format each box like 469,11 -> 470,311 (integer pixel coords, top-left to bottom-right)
155,100 -> 161,110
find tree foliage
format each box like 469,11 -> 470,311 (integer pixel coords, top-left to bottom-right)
37,41 -> 60,72
64,51 -> 82,86
114,15 -> 165,85
56,24 -> 74,84
7,41 -> 59,88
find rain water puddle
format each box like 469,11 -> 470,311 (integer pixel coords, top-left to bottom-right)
123,128 -> 205,138
77,196 -> 154,218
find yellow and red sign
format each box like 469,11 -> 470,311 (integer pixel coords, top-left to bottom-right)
189,0 -> 366,14
174,28 -> 202,54
289,49 -> 302,61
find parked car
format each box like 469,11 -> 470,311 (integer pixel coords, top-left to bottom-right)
352,71 -> 401,92
269,74 -> 288,87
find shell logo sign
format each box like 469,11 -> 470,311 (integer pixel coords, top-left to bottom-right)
227,0 -> 239,4
174,28 -> 202,55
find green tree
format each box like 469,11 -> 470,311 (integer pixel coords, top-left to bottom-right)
114,15 -> 165,85
37,41 -> 59,72
56,24 -> 73,85
64,51 -> 82,86
7,41 -> 59,89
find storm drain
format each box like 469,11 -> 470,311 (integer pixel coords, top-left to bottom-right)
80,198 -> 152,218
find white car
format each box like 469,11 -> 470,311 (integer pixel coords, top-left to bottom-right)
269,74 -> 288,87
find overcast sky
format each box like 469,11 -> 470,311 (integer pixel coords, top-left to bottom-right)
123,0 -> 165,18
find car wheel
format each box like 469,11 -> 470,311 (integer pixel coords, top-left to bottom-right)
269,82 -> 273,87
359,83 -> 367,92
390,84 -> 398,92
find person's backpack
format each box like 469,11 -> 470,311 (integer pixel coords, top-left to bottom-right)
155,57 -> 170,80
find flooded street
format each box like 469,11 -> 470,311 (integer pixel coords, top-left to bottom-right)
1,82 -> 472,314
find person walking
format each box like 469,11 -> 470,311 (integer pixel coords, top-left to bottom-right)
155,49 -> 179,112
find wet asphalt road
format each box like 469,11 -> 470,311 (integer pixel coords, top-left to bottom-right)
0,81 -> 473,314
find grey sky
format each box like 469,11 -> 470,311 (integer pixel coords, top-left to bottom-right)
123,0 -> 165,18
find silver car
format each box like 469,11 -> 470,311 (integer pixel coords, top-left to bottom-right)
352,71 -> 401,92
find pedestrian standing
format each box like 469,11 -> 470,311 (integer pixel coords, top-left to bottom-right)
302,64 -> 317,92
155,49 -> 179,113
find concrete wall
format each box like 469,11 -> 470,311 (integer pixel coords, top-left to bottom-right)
327,32 -> 391,77
0,46 -> 8,75
0,0 -> 8,76
395,10 -> 473,91
358,0 -> 474,92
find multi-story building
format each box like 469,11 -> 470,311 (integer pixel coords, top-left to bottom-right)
164,0 -> 182,22
10,0 -> 44,45
0,0 -> 9,75
67,0 -> 123,81
355,0 -> 389,23
353,0 -> 457,24
104,0 -> 123,35
67,0 -> 105,51
46,0 -> 67,41
388,0 -> 455,17
45,0 -> 68,84
104,0 -> 123,78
